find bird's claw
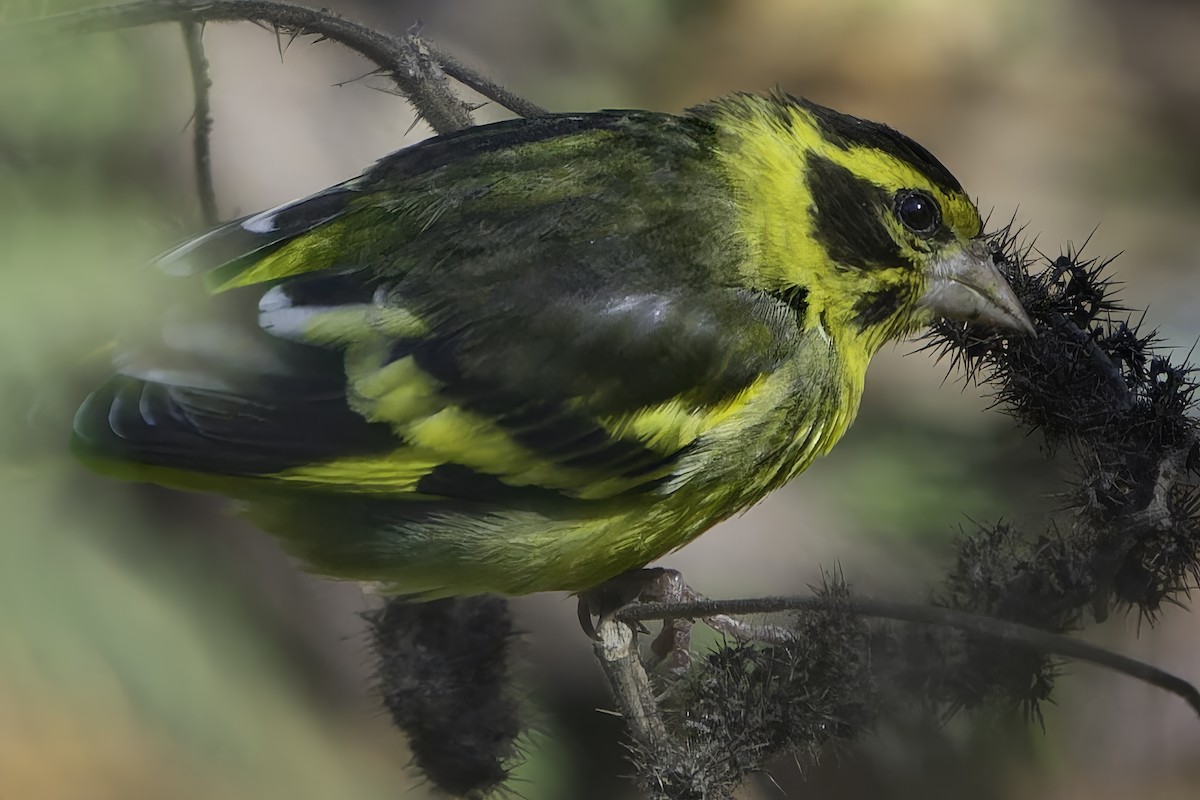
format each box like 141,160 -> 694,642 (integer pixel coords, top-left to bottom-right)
576,568 -> 703,672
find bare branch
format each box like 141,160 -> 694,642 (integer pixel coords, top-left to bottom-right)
425,41 -> 550,119
616,594 -> 1200,718
180,20 -> 218,226
593,618 -> 670,751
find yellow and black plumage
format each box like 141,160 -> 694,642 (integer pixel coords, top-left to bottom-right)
72,92 -> 1033,596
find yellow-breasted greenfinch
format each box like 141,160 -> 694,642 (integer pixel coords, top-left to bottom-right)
72,92 -> 1034,596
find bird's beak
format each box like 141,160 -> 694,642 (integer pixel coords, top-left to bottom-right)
919,241 -> 1036,334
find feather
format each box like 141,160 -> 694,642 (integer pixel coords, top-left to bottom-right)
156,185 -> 357,277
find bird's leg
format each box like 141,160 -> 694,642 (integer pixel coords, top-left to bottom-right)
578,568 -> 798,671
641,571 -> 701,672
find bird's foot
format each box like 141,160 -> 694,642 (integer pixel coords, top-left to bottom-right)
576,568 -> 667,639
576,567 -> 695,672
580,568 -> 802,672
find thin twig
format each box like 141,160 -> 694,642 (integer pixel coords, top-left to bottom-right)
616,594 -> 1200,718
425,41 -> 550,118
180,20 -> 218,226
704,612 -> 797,644
3,0 -> 474,135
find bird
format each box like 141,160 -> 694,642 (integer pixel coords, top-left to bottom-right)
72,90 -> 1035,598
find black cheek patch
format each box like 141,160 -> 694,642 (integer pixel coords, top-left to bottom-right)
853,285 -> 907,328
805,153 -> 909,272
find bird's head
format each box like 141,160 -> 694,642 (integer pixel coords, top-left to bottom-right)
698,92 -> 1034,352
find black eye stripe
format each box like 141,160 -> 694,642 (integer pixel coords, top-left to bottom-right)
795,96 -> 965,196
894,190 -> 942,237
805,153 -> 908,271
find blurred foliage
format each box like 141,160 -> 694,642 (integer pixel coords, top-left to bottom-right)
0,22 -> 419,800
813,411 -> 1053,544
0,477 -> 405,799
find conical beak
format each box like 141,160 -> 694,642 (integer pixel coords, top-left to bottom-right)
919,241 -> 1036,334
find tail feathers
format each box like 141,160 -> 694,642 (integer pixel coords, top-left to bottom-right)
71,370 -> 397,483
114,302 -> 297,393
71,375 -> 275,477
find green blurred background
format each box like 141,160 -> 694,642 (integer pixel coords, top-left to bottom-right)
2,0 -> 1199,797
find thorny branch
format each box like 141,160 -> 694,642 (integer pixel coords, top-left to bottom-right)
615,593 -> 1200,717
3,0 -> 547,133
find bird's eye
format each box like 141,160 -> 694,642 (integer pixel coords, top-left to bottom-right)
894,191 -> 941,236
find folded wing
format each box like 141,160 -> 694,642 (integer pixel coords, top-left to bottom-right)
73,111 -> 801,507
